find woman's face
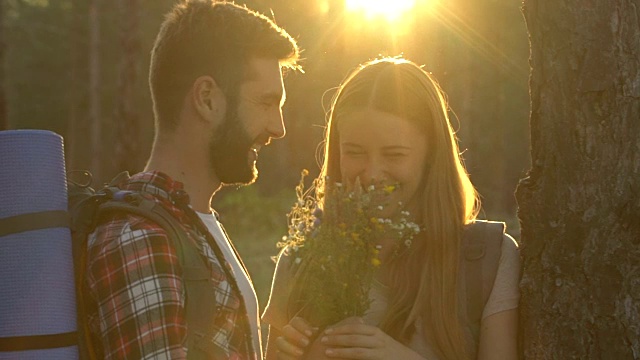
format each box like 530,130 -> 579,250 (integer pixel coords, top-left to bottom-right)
337,108 -> 428,217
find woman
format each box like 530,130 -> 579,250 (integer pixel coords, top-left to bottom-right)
262,57 -> 520,360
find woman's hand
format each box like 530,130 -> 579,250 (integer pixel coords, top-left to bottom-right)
273,317 -> 317,359
320,320 -> 425,360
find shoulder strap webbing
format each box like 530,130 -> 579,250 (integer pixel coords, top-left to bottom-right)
100,197 -> 251,358
180,208 -> 256,358
463,220 -> 504,340
0,210 -> 69,237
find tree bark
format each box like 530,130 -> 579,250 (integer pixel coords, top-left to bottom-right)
516,0 -> 640,358
113,0 -> 140,173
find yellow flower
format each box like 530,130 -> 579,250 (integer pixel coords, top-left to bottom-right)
384,185 -> 396,194
371,258 -> 381,267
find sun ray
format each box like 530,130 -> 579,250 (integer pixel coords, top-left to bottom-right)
428,3 -> 527,83
346,0 -> 417,23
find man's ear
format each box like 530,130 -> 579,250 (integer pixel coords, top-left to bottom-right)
192,75 -> 225,127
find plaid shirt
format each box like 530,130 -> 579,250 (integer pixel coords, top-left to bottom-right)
86,171 -> 255,359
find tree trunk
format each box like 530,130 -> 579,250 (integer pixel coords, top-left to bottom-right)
67,0 -> 86,170
0,0 -> 7,131
88,0 -> 102,180
113,0 -> 140,173
516,0 -> 640,358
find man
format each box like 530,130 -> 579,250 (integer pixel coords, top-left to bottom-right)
85,1 -> 300,358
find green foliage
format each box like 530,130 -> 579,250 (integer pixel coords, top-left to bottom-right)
212,184 -> 294,309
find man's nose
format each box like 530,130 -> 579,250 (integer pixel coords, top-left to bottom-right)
267,110 -> 286,140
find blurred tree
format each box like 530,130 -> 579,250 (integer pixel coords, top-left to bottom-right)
113,0 -> 141,174
67,0 -> 87,170
6,0 -> 74,136
432,0 -> 529,223
88,0 -> 102,180
4,0 -> 529,225
516,0 -> 640,358
0,0 -> 7,131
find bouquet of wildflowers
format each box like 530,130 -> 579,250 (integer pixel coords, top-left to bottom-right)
278,170 -> 421,328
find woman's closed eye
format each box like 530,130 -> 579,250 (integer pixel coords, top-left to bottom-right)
383,151 -> 408,159
343,150 -> 365,156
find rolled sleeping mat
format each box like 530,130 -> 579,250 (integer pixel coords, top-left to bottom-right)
0,130 -> 78,359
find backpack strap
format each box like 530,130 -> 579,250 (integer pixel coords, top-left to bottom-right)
0,210 -> 69,238
99,197 -> 226,352
178,206 -> 256,358
73,183 -> 211,359
96,194 -> 250,358
462,220 -> 504,342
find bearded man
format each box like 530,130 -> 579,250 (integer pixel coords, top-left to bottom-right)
85,1 -> 300,358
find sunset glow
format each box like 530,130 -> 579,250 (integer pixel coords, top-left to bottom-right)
346,0 -> 417,22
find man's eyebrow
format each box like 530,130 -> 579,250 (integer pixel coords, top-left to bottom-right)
260,91 -> 286,106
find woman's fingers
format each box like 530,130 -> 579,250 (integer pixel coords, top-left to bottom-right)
325,323 -> 378,336
275,316 -> 317,358
282,319 -> 314,348
289,316 -> 316,338
275,336 -> 304,357
321,333 -> 377,348
325,346 -> 373,359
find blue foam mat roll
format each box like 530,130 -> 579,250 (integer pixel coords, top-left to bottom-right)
0,130 -> 78,359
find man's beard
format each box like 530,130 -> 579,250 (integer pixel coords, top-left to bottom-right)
208,106 -> 259,186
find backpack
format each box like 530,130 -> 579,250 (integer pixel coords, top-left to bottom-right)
68,170 -> 203,359
461,220 -> 505,345
69,171 -> 255,359
0,170 -> 216,359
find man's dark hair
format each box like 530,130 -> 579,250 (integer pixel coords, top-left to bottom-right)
149,0 -> 300,131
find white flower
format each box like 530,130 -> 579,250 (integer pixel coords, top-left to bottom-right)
335,182 -> 342,187
295,257 -> 302,264
377,205 -> 384,210
368,185 -> 375,191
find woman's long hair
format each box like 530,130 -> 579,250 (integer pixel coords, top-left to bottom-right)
320,57 -> 479,359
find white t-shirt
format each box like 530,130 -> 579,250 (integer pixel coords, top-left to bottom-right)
197,211 -> 262,358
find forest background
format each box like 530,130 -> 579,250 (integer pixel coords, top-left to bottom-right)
1,0 -> 530,309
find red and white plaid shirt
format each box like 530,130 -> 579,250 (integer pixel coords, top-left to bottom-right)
85,171 -> 255,359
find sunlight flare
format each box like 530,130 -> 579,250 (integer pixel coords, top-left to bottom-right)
346,0 -> 417,22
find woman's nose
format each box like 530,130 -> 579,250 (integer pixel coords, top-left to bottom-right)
360,159 -> 387,185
